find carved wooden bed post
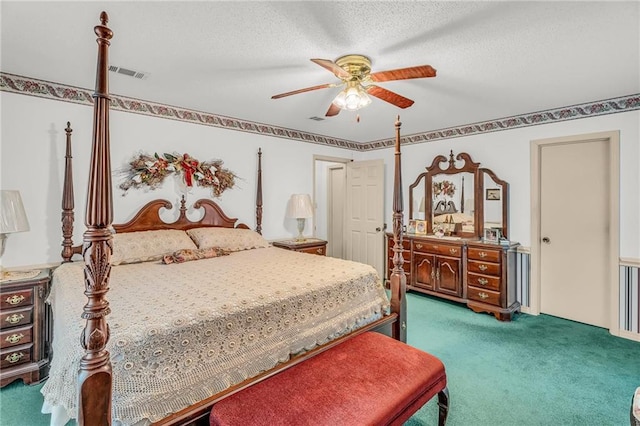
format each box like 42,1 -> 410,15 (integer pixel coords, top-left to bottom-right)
256,148 -> 263,235
78,12 -> 114,425
390,116 -> 407,343
61,122 -> 75,262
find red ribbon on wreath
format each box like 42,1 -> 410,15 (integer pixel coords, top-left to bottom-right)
180,154 -> 199,187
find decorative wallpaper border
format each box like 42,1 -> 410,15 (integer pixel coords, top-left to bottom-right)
363,95 -> 640,150
2,72 -> 638,152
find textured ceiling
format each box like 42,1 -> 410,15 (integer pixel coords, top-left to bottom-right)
1,1 -> 638,143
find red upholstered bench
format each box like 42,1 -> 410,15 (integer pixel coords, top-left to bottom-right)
210,331 -> 449,426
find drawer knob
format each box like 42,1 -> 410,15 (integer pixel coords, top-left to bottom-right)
478,292 -> 489,300
5,295 -> 25,305
5,333 -> 24,344
416,243 -> 423,249
5,314 -> 24,324
478,278 -> 489,285
5,352 -> 25,364
479,252 -> 488,258
449,248 -> 457,254
478,264 -> 488,271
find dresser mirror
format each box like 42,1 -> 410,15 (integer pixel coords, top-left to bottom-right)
408,151 -> 509,239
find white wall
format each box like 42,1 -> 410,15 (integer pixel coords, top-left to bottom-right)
2,91 -> 638,267
0,92 -> 354,268
357,110 -> 640,258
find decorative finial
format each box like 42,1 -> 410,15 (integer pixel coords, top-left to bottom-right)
100,11 -> 109,26
66,122 -> 72,132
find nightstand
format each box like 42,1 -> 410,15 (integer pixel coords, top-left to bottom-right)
272,238 -> 327,256
0,269 -> 52,387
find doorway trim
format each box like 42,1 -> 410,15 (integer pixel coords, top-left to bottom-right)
530,131 -> 620,335
313,154 -> 351,245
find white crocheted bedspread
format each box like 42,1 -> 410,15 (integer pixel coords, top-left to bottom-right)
41,247 -> 389,425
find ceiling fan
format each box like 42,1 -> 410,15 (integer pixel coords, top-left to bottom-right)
271,54 -> 436,117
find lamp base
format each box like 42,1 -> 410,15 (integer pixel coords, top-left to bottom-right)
295,218 -> 307,242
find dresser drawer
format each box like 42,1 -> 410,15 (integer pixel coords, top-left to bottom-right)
0,289 -> 33,310
1,307 -> 33,330
467,273 -> 501,291
467,260 -> 500,276
467,287 -> 501,306
0,343 -> 32,369
298,245 -> 326,256
0,325 -> 33,349
468,247 -> 501,263
412,241 -> 462,258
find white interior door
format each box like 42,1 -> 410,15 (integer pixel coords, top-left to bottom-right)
345,159 -> 385,277
540,139 -> 610,327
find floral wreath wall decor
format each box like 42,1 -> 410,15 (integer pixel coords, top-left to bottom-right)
118,152 -> 238,197
432,180 -> 456,198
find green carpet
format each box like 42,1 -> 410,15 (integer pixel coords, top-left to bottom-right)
1,292 -> 638,425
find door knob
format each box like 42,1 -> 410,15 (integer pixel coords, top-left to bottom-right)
542,237 -> 551,244
376,227 -> 382,232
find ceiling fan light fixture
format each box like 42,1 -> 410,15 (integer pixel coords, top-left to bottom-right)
333,83 -> 371,111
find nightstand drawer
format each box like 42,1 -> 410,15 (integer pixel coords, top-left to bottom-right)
1,307 -> 33,330
1,289 -> 33,310
467,287 -> 501,306
0,344 -> 32,369
299,245 -> 326,256
0,325 -> 33,349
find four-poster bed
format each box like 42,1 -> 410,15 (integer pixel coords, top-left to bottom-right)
43,12 -> 410,426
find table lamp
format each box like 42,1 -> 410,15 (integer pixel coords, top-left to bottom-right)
286,194 -> 313,241
0,190 -> 30,279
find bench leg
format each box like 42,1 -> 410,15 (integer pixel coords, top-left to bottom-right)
437,387 -> 449,426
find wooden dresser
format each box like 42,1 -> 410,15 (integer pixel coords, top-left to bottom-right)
0,269 -> 52,387
272,238 -> 327,256
386,234 -> 520,321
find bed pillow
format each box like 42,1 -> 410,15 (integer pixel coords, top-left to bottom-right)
112,229 -> 198,265
162,247 -> 230,264
186,227 -> 269,251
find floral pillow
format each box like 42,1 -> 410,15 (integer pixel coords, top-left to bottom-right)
111,229 -> 198,265
186,227 -> 269,252
162,247 -> 230,264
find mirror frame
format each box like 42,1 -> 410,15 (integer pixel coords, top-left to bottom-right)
480,167 -> 509,239
408,151 -> 509,240
425,151 -> 481,238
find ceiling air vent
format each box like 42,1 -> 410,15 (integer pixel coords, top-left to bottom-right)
309,116 -> 325,121
109,65 -> 149,80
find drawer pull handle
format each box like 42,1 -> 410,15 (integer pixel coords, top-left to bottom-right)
416,243 -> 423,249
5,333 -> 24,344
478,264 -> 488,271
449,248 -> 457,254
5,352 -> 25,364
479,252 -> 488,258
5,314 -> 24,324
436,269 -> 440,281
478,292 -> 489,300
478,278 -> 489,285
6,295 -> 26,305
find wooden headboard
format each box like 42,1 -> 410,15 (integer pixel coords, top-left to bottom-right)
60,123 -> 262,262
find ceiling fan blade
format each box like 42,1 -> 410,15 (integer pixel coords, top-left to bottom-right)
311,58 -> 351,79
366,85 -> 415,109
325,103 -> 341,117
271,83 -> 334,99
369,65 -> 436,83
